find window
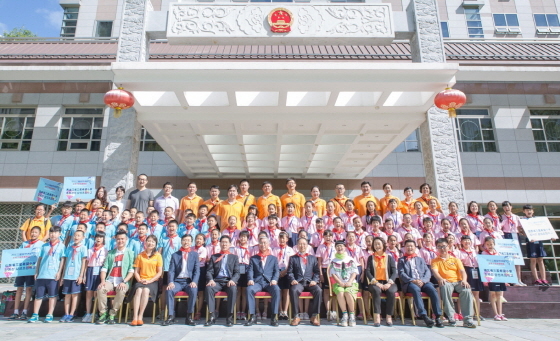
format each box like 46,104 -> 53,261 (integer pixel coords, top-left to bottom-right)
534,14 -> 560,34
530,110 -> 560,152
61,7 -> 79,38
140,127 -> 163,151
465,8 -> 483,38
58,108 -> 103,151
455,109 -> 497,152
96,21 -> 113,37
493,14 -> 520,34
0,108 -> 35,151
394,129 -> 420,153
441,21 -> 450,38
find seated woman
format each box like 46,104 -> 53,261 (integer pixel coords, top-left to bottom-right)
130,235 -> 163,326
366,237 -> 398,327
329,240 -> 359,327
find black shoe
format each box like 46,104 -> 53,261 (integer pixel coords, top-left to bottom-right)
386,320 -> 393,327
244,314 -> 257,326
448,318 -> 457,327
204,313 -> 216,327
435,317 -> 444,328
270,316 -> 279,327
373,322 -> 380,327
185,315 -> 195,326
225,315 -> 234,327
422,315 -> 435,328
162,315 -> 175,326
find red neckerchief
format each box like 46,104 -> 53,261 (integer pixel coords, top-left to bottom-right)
428,212 -> 439,224
185,224 -> 195,232
442,231 -> 451,237
88,212 -> 95,221
214,250 -> 230,263
258,250 -> 270,261
402,225 -> 413,232
89,244 -> 103,263
226,226 -> 237,236
297,253 -> 308,265
138,235 -> 147,248
485,249 -> 497,256
326,214 -> 334,226
71,243 -> 81,260
48,240 -> 59,256
180,247 -> 191,261
79,220 -> 89,224
239,245 -> 250,259
461,247 -> 476,265
405,253 -> 417,261
371,230 -> 381,237
461,229 -> 470,236
149,222 -> 158,234
387,249 -> 399,261
468,213 -> 483,226
168,233 -> 178,249
58,214 -> 71,225
278,245 -> 285,260
347,244 -> 357,259
374,253 -> 385,267
304,215 -> 313,230
25,239 -> 40,248
126,219 -> 134,224
489,213 -> 500,226
424,246 -> 436,254
505,214 -> 515,227
449,213 -> 460,227
485,228 -> 496,238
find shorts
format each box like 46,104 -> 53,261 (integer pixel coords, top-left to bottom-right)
238,273 -> 248,288
321,268 -> 329,289
84,267 -> 101,291
464,266 -> 484,292
488,282 -> 507,292
35,278 -> 58,299
15,275 -> 35,288
332,282 -> 359,296
62,279 -> 84,295
198,266 -> 207,289
526,240 -> 547,258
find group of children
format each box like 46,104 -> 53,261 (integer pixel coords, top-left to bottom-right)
9,180 -> 556,325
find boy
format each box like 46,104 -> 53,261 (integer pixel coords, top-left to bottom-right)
50,201 -> 74,243
28,226 -> 66,323
60,229 -> 88,322
131,223 -> 149,258
180,213 -> 200,240
195,205 -> 209,234
9,226 -> 44,320
147,210 -> 164,240
128,211 -> 145,239
86,222 -> 107,249
67,209 -> 93,245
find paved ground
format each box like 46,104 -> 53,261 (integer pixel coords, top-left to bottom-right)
2,317 -> 559,341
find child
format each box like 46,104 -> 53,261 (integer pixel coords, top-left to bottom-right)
205,228 -> 221,261
162,206 -> 176,228
484,201 -> 502,233
50,202 -> 74,243
411,201 -> 425,230
85,222 -> 106,249
128,211 -> 145,239
501,201 -> 525,286
222,216 -> 240,245
322,201 -> 337,231
264,215 -> 281,249
100,210 -> 116,240
195,205 -> 209,234
9,226 -> 44,320
67,210 -> 93,245
367,215 -> 387,241
456,218 -> 481,252
418,233 -> 437,266
281,202 -> 301,247
352,217 -> 369,250
273,231 -> 295,320
346,231 -> 365,320
131,223 -> 149,258
383,199 -> 403,228
205,215 -> 220,245
120,209 -> 134,226
446,201 -> 462,233
458,235 -> 483,321
244,205 -> 261,230
60,229 -> 88,322
397,214 -> 422,245
425,199 -> 445,233
465,201 -> 484,235
340,200 -> 358,231
261,204 -> 278,230
180,213 -> 200,240
383,219 -> 402,244
331,217 -> 347,241
421,217 -> 436,241
234,231 -> 250,320
435,218 -> 455,240
82,232 -> 108,322
361,200 -> 380,229
147,210 -> 164,239
481,237 -> 508,321
194,233 -> 208,320
310,218 -> 326,250
316,229 -> 336,321
385,234 -> 401,263
478,217 -> 503,247
300,201 -> 318,235
243,213 -> 260,247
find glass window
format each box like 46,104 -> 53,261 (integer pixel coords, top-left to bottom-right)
534,14 -> 560,27
61,6 -> 79,38
139,127 -> 164,151
530,110 -> 560,152
394,129 -> 421,153
455,109 -> 497,152
58,108 -> 103,151
465,8 -> 483,38
494,13 -> 519,27
0,108 -> 35,151
441,22 -> 450,38
96,21 -> 113,37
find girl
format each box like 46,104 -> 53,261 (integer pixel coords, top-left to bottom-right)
361,235 -> 375,320
401,187 -> 415,215
330,241 -> 359,327
366,237 -> 398,327
222,216 -> 240,245
235,231 -> 250,321
309,186 -> 327,218
322,201 -> 338,231
205,228 -> 221,260
386,235 -> 401,264
383,219 -> 402,244
383,199 -> 403,228
425,199 -> 445,233
447,234 -> 460,257
331,217 -> 347,241
84,186 -> 109,211
484,201 -> 502,233
361,200 -> 380,229
481,237 -> 508,321
195,206 -> 209,235
478,217 -> 503,247
379,183 -> 402,217
435,218 -> 455,240
456,218 -> 481,252
352,217 -> 369,250
109,185 -> 126,214
421,217 -> 436,243
415,183 -> 442,214
458,235 -> 483,321
261,204 -> 278,230
282,202 -> 301,247
244,205 -> 261,230
310,218 -> 326,250
446,202 -> 462,233
418,233 -> 437,266
194,233 -> 208,321
300,201 -> 318,235
368,216 -> 387,241
397,214 -> 422,245
264,215 -> 281,249
340,200 -> 358,231
411,201 -> 425,231
501,201 -> 525,286
243,213 -> 260,247
204,215 -> 220,245
465,201 -> 484,235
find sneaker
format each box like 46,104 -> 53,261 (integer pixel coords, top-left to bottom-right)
8,313 -> 19,320
303,312 -> 309,320
348,314 -> 356,327
500,314 -> 508,321
330,311 -> 338,321
494,315 -> 502,321
59,315 -> 69,323
542,280 -> 551,287
478,316 -> 486,321
454,313 -> 463,321
28,314 -> 39,323
519,281 -> 527,286
534,280 -> 544,286
44,314 -> 54,323
96,313 -> 108,324
19,313 -> 28,321
448,318 -> 457,327
463,321 -> 477,328
82,313 -> 91,323
279,311 -> 288,320
340,313 -> 348,327
107,315 -> 116,325
68,315 -> 75,323
261,312 -> 267,319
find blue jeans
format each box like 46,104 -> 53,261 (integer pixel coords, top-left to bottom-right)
406,281 -> 442,318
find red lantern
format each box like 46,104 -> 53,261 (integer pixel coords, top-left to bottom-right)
434,88 -> 466,118
104,87 -> 135,118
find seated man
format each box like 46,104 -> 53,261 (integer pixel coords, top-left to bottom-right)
287,237 -> 322,326
96,231 -> 135,324
431,238 -> 476,328
397,240 -> 443,328
245,237 -> 280,327
204,235 -> 240,327
162,235 -> 200,326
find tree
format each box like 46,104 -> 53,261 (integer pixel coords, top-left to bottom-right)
2,27 -> 37,38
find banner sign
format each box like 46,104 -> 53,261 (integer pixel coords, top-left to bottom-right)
495,238 -> 525,266
62,176 -> 96,201
34,177 -> 63,206
0,249 -> 38,278
520,217 -> 558,242
477,254 -> 518,283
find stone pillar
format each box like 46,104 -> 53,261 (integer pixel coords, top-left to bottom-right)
419,107 -> 467,214
116,0 -> 153,62
409,0 -> 446,63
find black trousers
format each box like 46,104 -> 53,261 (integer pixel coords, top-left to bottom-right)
368,281 -> 398,315
289,283 -> 322,316
204,280 -> 237,316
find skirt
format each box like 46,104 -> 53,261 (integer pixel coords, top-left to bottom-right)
84,267 -> 101,291
464,266 -> 484,292
129,281 -> 159,302
488,282 -> 507,292
526,240 -> 547,258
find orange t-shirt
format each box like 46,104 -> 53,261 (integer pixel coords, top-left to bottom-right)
256,194 -> 281,220
431,256 -> 464,283
353,194 -> 380,216
179,195 -> 204,217
280,191 -> 306,218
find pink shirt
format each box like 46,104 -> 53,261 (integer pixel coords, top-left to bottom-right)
322,214 -> 338,230
435,230 -> 456,241
397,226 -> 422,241
458,248 -> 479,267
310,231 -> 325,248
205,243 -> 221,261
446,214 -> 462,233
195,245 -> 208,267
465,214 -> 485,233
354,230 -> 369,249
242,224 -> 260,247
424,212 -> 445,232
368,230 -> 388,242
222,228 -> 240,245
385,248 -> 401,263
478,230 -> 503,246
346,244 -> 363,265
264,228 -> 281,249
384,230 -> 402,244
412,214 -> 424,230
501,214 -> 521,234
484,213 -> 502,232
383,211 -> 403,228
316,243 -> 336,268
418,247 -> 438,265
300,215 -> 318,234
281,215 -> 301,234
234,246 -> 251,265
273,245 -> 295,269
455,231 -> 481,247
481,250 -> 500,256
339,212 -> 359,231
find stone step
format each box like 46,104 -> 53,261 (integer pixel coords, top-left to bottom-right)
479,301 -> 560,319
480,285 -> 560,303
520,271 -> 553,285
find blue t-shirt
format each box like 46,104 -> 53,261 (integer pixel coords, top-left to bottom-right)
62,244 -> 88,280
37,242 -> 66,280
19,240 -> 45,257
146,223 -> 164,240
195,219 -> 209,235
178,225 -> 200,240
68,221 -> 93,240
50,215 -> 75,242
159,235 -> 181,271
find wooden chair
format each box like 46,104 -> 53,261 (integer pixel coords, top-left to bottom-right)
91,291 -> 124,324
405,292 -> 432,326
451,292 -> 481,326
327,264 -> 367,325
377,292 -> 404,324
163,291 -> 197,320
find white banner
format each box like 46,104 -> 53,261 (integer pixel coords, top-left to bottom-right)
520,217 -> 558,242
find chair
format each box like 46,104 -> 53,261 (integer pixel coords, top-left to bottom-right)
206,291 -> 236,324
378,292 -> 404,325
288,291 -> 319,323
451,292 -> 481,326
328,264 -> 367,325
249,292 -> 276,320
163,291 -> 197,320
91,291 -> 124,324
124,297 -> 158,324
405,292 -> 432,326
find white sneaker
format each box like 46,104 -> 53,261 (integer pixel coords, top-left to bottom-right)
330,311 -> 338,321
340,313 -> 348,327
348,314 -> 356,327
500,314 -> 508,321
303,312 -> 309,320
82,314 -> 91,323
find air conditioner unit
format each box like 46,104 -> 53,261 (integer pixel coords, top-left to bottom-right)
495,27 -> 508,34
508,27 -> 521,34
550,27 -> 560,33
536,27 -> 551,34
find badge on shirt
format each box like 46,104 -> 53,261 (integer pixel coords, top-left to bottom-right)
472,268 -> 479,280
93,266 -> 100,276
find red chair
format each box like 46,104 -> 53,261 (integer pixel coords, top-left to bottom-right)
288,292 -> 319,323
405,292 -> 431,326
163,291 -> 197,320
206,291 -> 236,323
451,292 -> 480,326
378,292 -> 404,324
250,292 -> 275,320
91,291 -> 124,324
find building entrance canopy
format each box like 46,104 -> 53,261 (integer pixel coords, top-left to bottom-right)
112,61 -> 458,179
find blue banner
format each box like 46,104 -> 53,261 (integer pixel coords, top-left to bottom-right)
34,177 -> 63,206
0,249 -> 38,278
495,238 -> 525,266
477,254 -> 518,283
62,176 -> 96,201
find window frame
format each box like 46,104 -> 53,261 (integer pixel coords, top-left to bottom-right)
57,108 -> 104,152
529,109 -> 560,152
394,129 -> 421,153
61,6 -> 79,38
95,21 -> 113,38
440,21 -> 450,38
139,126 -> 164,152
465,8 -> 484,38
0,108 -> 36,151
455,108 -> 498,153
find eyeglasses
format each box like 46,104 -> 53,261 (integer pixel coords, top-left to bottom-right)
437,245 -> 448,249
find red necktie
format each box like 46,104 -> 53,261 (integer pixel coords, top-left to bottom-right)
215,250 -> 231,263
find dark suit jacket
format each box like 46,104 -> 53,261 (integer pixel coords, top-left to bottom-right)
206,253 -> 241,283
365,254 -> 398,284
247,254 -> 279,284
168,250 -> 200,284
397,255 -> 432,293
287,254 -> 320,284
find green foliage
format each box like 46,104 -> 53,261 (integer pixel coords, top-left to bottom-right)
2,27 -> 38,38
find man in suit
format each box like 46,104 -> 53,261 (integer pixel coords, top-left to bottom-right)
287,237 -> 322,326
162,235 -> 200,326
204,235 -> 240,327
397,239 -> 443,328
245,237 -> 280,327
